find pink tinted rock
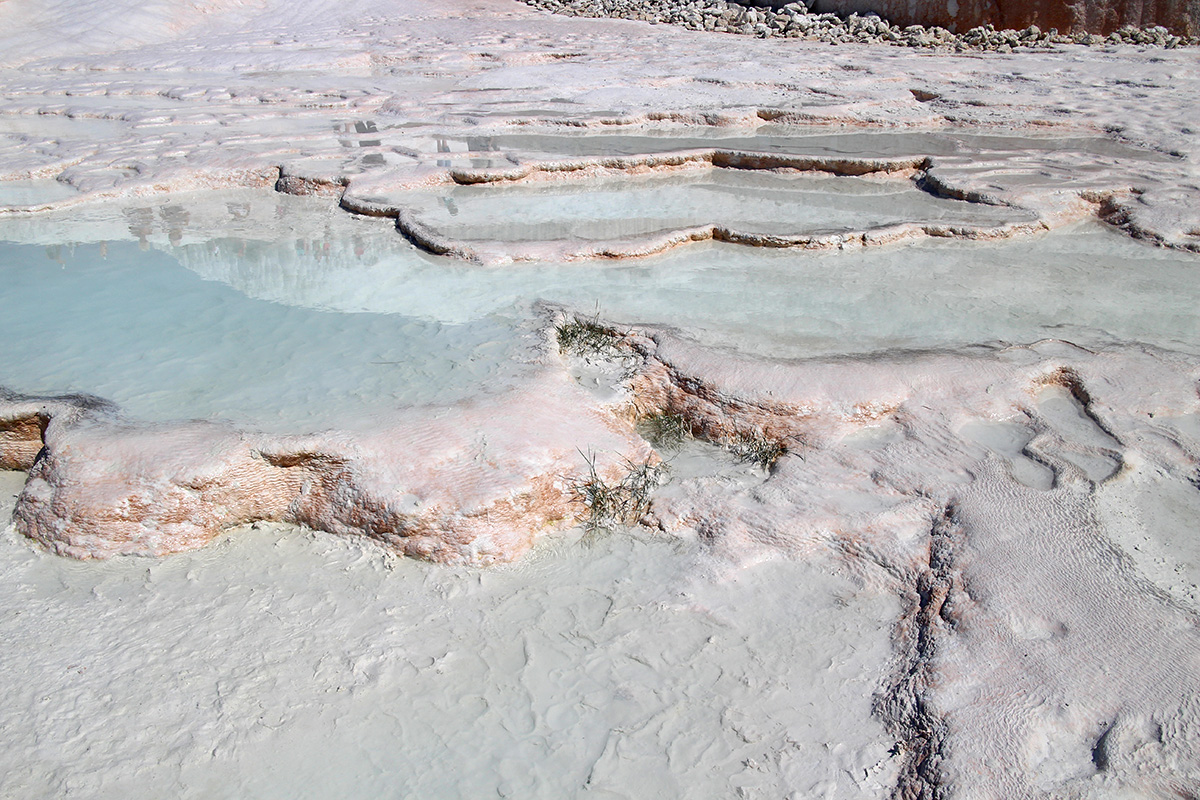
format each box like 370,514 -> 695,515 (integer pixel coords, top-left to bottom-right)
3,372 -> 652,563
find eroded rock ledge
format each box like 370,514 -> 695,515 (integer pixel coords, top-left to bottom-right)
334,149 -> 1114,264
0,363 -> 651,563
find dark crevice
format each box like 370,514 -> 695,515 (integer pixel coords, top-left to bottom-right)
874,503 -> 964,799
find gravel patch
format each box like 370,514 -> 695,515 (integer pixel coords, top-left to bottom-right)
519,0 -> 1197,50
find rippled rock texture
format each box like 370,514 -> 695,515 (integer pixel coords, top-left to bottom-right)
606,323 -> 1200,796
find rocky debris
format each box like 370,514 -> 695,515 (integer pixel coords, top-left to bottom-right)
520,0 -> 1196,49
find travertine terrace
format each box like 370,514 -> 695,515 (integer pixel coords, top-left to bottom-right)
1,0 -> 1199,796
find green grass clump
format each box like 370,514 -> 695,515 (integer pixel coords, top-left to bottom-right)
640,412 -> 691,450
555,314 -> 622,357
573,450 -> 669,531
727,430 -> 786,469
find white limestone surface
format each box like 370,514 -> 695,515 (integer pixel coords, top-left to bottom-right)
0,471 -> 901,798
0,0 -> 1198,245
2,0 -> 1200,797
611,325 -> 1200,797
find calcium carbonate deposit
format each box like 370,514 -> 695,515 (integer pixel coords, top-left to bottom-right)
1,0 -> 1199,796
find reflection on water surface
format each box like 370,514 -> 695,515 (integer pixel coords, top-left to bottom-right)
0,173 -> 1197,431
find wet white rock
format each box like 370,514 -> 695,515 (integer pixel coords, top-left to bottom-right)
1,0 -> 1200,796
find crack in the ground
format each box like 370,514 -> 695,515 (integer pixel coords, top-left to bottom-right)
873,504 -> 962,800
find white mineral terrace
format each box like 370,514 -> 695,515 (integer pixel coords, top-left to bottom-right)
1,0 -> 1199,797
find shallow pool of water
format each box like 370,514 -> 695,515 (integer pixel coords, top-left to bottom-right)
397,167 -> 1027,244
2,188 -> 1197,430
0,178 -> 81,207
